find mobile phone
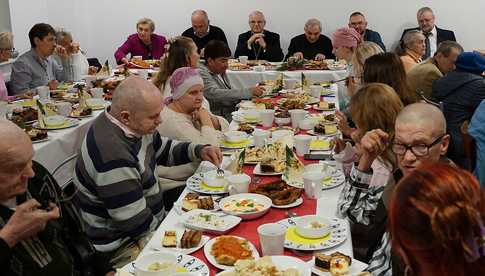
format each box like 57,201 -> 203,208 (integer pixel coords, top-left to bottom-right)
304,153 -> 334,160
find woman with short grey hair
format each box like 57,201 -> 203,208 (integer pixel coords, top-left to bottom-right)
396,30 -> 426,72
0,32 -> 13,63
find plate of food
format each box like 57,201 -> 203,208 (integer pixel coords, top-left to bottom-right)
309,138 -> 332,151
33,117 -> 79,130
307,123 -> 339,137
277,217 -> 347,251
237,123 -> 255,134
284,163 -> 345,190
204,235 -> 259,271
250,180 -> 304,208
9,106 -> 38,125
182,209 -> 241,234
70,106 -> 93,118
311,252 -> 368,276
217,255 -> 311,276
25,128 -> 48,143
244,142 -> 286,165
173,192 -> 220,214
156,229 -> 209,255
127,252 -> 210,276
313,101 -> 336,111
310,113 -> 336,125
186,172 -> 228,195
219,193 -> 272,220
253,162 -> 284,176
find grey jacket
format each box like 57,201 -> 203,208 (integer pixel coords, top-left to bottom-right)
198,63 -> 252,121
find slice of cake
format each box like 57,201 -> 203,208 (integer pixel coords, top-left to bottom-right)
198,197 -> 214,210
330,252 -> 352,276
315,253 -> 332,272
324,124 -> 338,134
162,231 -> 177,247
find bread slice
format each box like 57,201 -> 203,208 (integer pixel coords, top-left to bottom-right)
182,199 -> 200,212
181,230 -> 202,248
162,231 -> 177,247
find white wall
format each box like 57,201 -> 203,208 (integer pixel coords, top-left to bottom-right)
0,0 -> 11,32
9,0 -> 485,65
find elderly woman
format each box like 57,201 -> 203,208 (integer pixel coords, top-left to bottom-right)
53,30 -> 96,81
331,27 -> 361,115
396,30 -> 426,72
0,32 -> 14,101
114,18 -> 167,65
157,67 -> 228,146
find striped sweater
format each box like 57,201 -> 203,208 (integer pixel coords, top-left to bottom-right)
74,112 -> 203,252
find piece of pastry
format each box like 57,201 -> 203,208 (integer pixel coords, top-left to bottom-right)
330,255 -> 350,275
319,101 -> 329,109
180,230 -> 202,248
185,192 -> 199,200
162,231 -> 177,247
198,197 -> 214,210
324,113 -> 335,122
182,199 -> 200,212
315,253 -> 332,272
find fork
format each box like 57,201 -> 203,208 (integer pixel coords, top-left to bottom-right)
216,166 -> 225,178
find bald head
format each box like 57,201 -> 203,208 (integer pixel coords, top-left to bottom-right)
191,10 -> 209,36
110,76 -> 162,118
192,10 -> 208,21
396,102 -> 446,135
0,120 -> 32,167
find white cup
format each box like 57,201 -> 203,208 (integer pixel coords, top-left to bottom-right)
253,129 -> 270,147
37,86 -> 50,101
226,174 -> 251,195
284,79 -> 298,90
239,56 -> 249,65
55,102 -> 72,117
289,109 -> 307,129
258,223 -> 286,256
294,134 -> 312,156
259,109 -> 275,127
303,171 -> 326,199
310,85 -> 322,99
91,87 -> 104,98
138,70 -> 149,80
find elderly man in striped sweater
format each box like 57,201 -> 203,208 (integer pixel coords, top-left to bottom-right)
74,76 -> 222,267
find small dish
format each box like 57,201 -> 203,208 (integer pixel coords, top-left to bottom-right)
295,215 -> 332,239
224,131 -> 249,144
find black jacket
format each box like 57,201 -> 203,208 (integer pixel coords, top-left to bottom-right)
234,30 -> 284,62
432,70 -> 485,169
285,33 -> 334,61
181,25 -> 229,54
400,26 -> 456,45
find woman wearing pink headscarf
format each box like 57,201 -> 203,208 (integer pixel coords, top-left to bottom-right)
157,67 -> 228,146
331,27 -> 362,115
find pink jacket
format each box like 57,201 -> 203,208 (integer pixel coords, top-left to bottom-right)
114,33 -> 167,64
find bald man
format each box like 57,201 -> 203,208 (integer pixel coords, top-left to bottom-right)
345,103 -> 450,275
234,11 -> 284,62
74,76 -> 222,264
0,120 -> 114,275
181,9 -> 229,54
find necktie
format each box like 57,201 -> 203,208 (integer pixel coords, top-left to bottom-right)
423,32 -> 431,59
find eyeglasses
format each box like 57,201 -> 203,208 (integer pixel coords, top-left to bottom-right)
0,48 -> 14,53
249,21 -> 265,24
391,134 -> 445,157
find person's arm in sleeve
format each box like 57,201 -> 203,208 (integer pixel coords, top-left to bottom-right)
53,57 -> 67,82
264,34 -> 284,62
199,67 -> 252,102
153,132 -> 205,167
0,237 -> 12,268
234,34 -> 250,58
336,164 -> 385,225
10,60 -> 33,95
114,37 -> 133,64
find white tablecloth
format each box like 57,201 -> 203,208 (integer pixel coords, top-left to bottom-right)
226,69 -> 347,89
33,110 -> 102,186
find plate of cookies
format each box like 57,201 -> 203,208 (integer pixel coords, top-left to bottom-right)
173,192 -> 221,214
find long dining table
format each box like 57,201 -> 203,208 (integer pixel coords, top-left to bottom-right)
120,77 -> 366,275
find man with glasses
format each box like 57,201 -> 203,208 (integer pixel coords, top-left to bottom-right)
348,12 -> 386,51
285,18 -> 334,61
337,103 -> 450,275
234,11 -> 284,62
0,120 -> 115,275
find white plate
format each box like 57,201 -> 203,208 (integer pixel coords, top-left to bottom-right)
306,97 -> 320,105
272,196 -> 303,209
312,104 -> 337,112
307,129 -> 339,138
203,236 -> 260,271
253,163 -> 284,176
31,136 -> 49,144
217,255 -> 311,276
277,217 -> 347,251
219,193 -> 272,220
182,209 -> 241,235
125,253 -> 210,276
186,173 -> 228,195
33,118 -> 79,130
220,138 -> 254,149
151,230 -> 210,255
173,196 -> 221,215
284,167 -> 345,190
310,256 -> 368,275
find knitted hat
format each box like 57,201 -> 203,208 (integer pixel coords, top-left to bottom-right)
332,27 -> 362,48
455,52 -> 485,75
168,67 -> 203,101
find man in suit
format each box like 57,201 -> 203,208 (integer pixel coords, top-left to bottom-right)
348,12 -> 386,51
401,7 -> 456,59
234,11 -> 284,62
181,10 -> 229,55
